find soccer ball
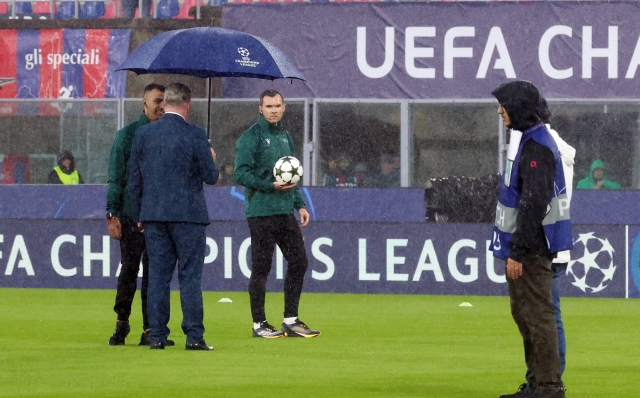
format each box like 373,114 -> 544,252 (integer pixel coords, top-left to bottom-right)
273,156 -> 303,184
567,232 -> 617,293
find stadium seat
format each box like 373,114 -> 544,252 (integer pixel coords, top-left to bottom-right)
55,1 -> 76,18
33,1 -> 56,13
80,1 -> 106,18
15,2 -> 33,14
208,0 -> 227,5
0,3 -> 8,14
1,155 -> 30,184
156,0 -> 178,18
175,0 -> 202,19
101,0 -> 117,18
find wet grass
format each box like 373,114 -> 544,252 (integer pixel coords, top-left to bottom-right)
0,288 -> 637,397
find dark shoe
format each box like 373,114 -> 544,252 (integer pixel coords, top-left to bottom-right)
149,342 -> 165,350
499,383 -> 532,398
252,321 -> 285,338
139,330 -> 152,346
108,320 -> 130,346
139,330 -> 175,346
281,319 -> 320,338
185,341 -> 214,351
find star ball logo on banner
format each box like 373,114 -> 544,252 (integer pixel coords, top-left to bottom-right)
235,47 -> 259,68
0,29 -> 131,105
567,232 -> 616,293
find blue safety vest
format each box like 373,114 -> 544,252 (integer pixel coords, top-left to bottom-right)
492,123 -> 573,260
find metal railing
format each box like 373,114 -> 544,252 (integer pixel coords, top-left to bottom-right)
2,97 -> 640,187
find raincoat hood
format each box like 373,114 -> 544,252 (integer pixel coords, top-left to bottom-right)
589,159 -> 606,176
492,80 -> 541,132
57,150 -> 75,174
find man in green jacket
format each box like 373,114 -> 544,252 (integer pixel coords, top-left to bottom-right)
235,89 -> 320,339
106,83 -> 172,346
576,159 -> 621,190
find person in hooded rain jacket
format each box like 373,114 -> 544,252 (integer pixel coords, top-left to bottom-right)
576,159 -> 621,190
48,150 -> 84,184
511,98 -> 576,397
492,81 -> 572,398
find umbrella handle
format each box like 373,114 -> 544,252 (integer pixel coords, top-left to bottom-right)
206,78 -> 212,140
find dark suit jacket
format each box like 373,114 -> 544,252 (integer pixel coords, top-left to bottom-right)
128,113 -> 219,224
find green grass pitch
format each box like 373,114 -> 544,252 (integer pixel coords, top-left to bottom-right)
0,288 -> 638,397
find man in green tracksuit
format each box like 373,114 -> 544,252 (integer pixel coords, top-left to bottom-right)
234,89 -> 320,339
106,83 -> 173,346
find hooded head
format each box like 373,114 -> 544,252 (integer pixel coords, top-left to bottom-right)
492,80 -> 541,131
590,159 -> 606,182
538,97 -> 552,124
57,150 -> 75,174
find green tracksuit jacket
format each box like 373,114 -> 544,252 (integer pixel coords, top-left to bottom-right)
106,113 -> 150,218
234,115 -> 305,218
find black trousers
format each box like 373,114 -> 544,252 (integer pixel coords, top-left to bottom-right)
507,254 -> 562,395
113,217 -> 149,330
247,214 -> 308,323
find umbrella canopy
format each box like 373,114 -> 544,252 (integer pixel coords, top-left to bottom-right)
117,27 -> 305,81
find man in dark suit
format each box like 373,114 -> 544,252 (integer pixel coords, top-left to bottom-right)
128,83 -> 219,351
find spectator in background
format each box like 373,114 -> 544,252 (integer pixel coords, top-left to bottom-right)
365,153 -> 400,188
576,159 -> 621,190
322,156 -> 339,186
48,150 -> 83,184
355,162 -> 369,187
123,0 -> 152,18
323,154 -> 357,187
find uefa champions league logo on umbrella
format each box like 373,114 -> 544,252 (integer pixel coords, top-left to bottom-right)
236,47 -> 259,68
567,232 -> 616,293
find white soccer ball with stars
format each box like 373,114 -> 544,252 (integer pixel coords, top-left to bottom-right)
567,232 -> 616,293
273,156 -> 303,184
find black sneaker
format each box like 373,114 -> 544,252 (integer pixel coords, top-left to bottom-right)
139,329 -> 175,346
281,319 -> 320,338
499,383 -> 532,398
252,321 -> 285,338
108,321 -> 130,346
139,330 -> 152,346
